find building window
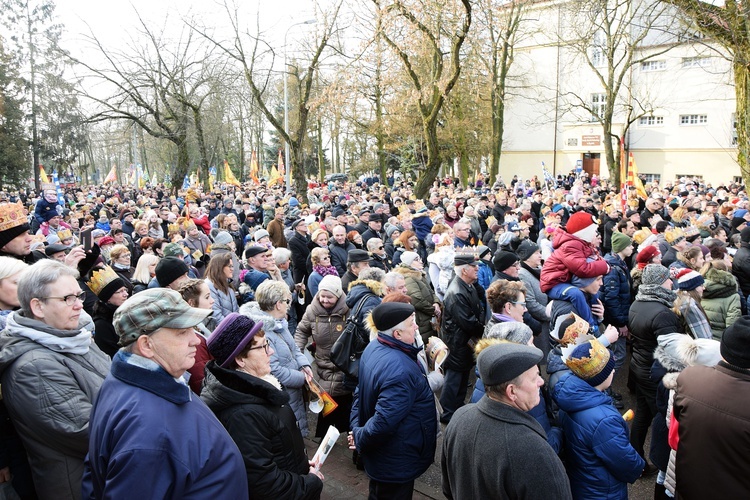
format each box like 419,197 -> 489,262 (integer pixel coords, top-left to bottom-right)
641,60 -> 666,72
641,173 -> 661,184
679,30 -> 706,43
679,114 -> 707,126
590,93 -> 606,121
639,116 -> 664,126
682,56 -> 710,68
567,138 -> 578,146
732,113 -> 738,146
591,31 -> 605,68
734,176 -> 743,184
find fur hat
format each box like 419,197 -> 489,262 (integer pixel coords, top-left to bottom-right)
566,212 -> 598,243
207,313 -> 264,368
563,337 -> 615,386
658,332 -> 721,368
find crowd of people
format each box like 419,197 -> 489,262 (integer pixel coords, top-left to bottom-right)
0,171 -> 748,499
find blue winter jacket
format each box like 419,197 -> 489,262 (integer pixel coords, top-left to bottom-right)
350,334 -> 437,484
602,254 -> 632,328
552,372 -> 644,500
82,351 -> 247,499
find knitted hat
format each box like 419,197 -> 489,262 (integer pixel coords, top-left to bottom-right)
658,332 -> 721,367
207,313 -> 264,368
563,338 -> 615,386
641,264 -> 670,286
0,202 -> 30,250
493,251 -> 519,272
318,275 -> 343,298
611,232 -> 632,254
253,229 -> 270,242
477,343 -> 543,386
114,288 -> 211,346
566,212 -> 598,243
370,302 -> 415,331
741,226 -> 750,243
636,246 -> 660,269
665,227 -> 685,245
400,251 -> 420,267
385,225 -> 401,239
87,266 -> 126,304
477,245 -> 492,260
516,240 -> 539,262
676,269 -> 704,291
213,231 -> 233,246
721,317 -> 750,368
162,243 -> 184,257
155,257 -> 189,287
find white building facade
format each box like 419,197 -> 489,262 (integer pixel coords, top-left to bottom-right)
497,0 -> 741,186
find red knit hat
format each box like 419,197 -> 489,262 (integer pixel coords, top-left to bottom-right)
636,245 -> 660,269
566,212 -> 598,242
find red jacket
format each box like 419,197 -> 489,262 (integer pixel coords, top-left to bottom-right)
191,215 -> 211,235
540,230 -> 609,292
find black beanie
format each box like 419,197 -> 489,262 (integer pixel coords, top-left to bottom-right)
720,316 -> 750,369
155,257 -> 189,287
0,223 -> 30,250
97,277 -> 127,304
493,251 -> 519,272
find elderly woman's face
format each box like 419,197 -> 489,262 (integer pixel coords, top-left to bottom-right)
32,274 -> 83,330
317,290 -> 338,309
238,333 -> 274,377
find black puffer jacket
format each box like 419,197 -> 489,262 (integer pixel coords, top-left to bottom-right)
628,299 -> 683,383
732,241 -> 750,296
201,361 -> 323,500
441,277 -> 487,372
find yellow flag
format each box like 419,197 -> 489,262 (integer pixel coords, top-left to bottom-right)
224,160 -> 241,187
249,151 -> 260,185
104,165 -> 117,184
39,165 -> 50,184
277,149 -> 285,177
627,153 -> 648,199
268,165 -> 281,187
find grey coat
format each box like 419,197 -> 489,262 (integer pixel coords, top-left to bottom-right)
0,312 -> 110,500
518,265 -> 549,334
442,396 -> 571,500
206,279 -> 239,325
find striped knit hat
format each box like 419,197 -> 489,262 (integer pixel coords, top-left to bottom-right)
676,269 -> 704,291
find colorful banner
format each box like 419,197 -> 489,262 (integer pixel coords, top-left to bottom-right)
278,149 -> 285,177
224,160 -> 241,187
39,165 -> 50,184
268,165 -> 281,187
249,151 -> 260,185
627,152 -> 648,199
209,166 -> 217,190
103,165 -> 117,184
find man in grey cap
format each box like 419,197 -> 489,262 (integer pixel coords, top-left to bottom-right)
82,288 -> 247,498
442,343 -> 571,499
341,249 -> 372,291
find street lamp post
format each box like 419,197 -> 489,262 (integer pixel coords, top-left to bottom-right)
284,19 -> 316,194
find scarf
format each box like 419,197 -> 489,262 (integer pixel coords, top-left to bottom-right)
6,310 -> 94,355
377,332 -> 424,374
313,265 -> 339,278
113,262 -> 130,271
520,262 -> 541,280
636,284 -> 677,308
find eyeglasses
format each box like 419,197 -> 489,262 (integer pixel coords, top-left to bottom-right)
509,300 -> 527,309
41,291 -> 85,306
377,246 -> 384,250
248,341 -> 271,355
280,299 -> 291,305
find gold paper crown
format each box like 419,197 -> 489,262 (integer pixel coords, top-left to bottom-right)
665,227 -> 685,244
41,183 -> 55,191
0,202 -> 28,233
167,223 -> 181,234
559,313 -> 590,347
562,336 -> 611,379
683,225 -> 700,238
632,228 -> 654,245
87,266 -> 120,297
57,229 -> 73,241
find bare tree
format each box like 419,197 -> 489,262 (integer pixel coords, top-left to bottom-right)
372,0 -> 472,198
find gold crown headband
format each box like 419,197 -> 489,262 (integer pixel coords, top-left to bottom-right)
87,266 -> 120,296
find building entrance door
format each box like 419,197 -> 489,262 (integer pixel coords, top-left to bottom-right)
582,153 -> 600,177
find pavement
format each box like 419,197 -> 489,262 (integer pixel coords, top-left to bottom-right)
307,353 -> 657,500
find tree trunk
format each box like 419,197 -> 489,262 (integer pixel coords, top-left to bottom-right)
317,116 -> 325,181
192,107 -> 211,191
413,118 -> 441,198
736,59 -> 750,186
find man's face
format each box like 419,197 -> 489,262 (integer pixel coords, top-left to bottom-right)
1,231 -> 32,256
50,250 -> 66,262
581,275 -> 604,295
388,276 -> 408,295
248,254 -> 268,271
509,365 -> 543,412
333,227 -> 347,244
454,224 -> 470,241
352,261 -> 369,276
48,216 -> 60,228
503,261 -> 520,278
168,274 -> 189,291
146,326 -> 201,378
368,219 -> 382,231
110,219 -> 122,230
336,214 -> 348,225
124,214 -> 134,223
360,212 -> 370,223
461,264 -> 479,283
296,222 -> 309,235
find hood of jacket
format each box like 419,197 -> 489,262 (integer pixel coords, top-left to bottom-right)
653,344 -> 689,374
239,301 -> 278,333
703,268 -> 738,299
346,279 -> 383,307
552,371 -> 610,413
552,229 -> 591,250
201,360 -> 289,413
394,265 -> 425,280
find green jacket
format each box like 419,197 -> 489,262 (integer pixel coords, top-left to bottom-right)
701,268 -> 741,340
394,265 -> 439,343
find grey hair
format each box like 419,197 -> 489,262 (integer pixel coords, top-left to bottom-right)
272,247 -> 292,266
254,280 -> 290,311
366,238 -> 383,252
485,322 -> 533,345
358,267 -> 385,283
17,260 -> 79,316
379,314 -> 414,338
0,256 -> 29,281
455,264 -> 469,276
383,271 -> 405,291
